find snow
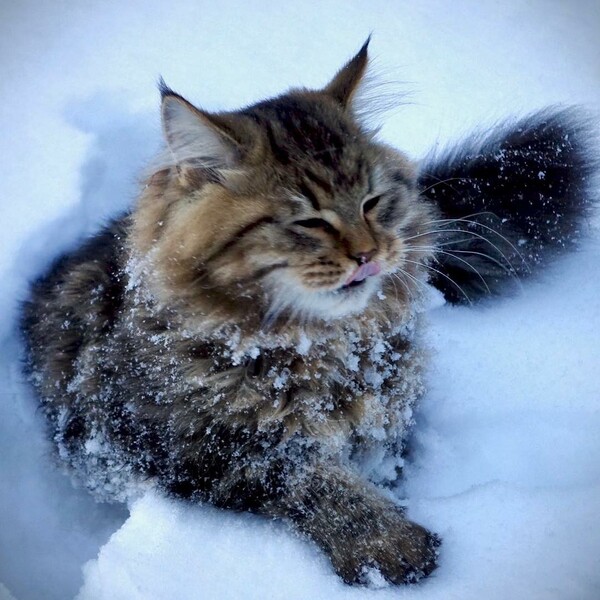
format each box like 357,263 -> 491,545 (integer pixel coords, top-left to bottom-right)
1,1 -> 599,599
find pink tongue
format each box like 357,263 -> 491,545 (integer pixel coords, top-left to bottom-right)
345,261 -> 381,285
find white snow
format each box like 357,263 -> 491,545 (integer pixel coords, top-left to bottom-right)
1,1 -> 599,599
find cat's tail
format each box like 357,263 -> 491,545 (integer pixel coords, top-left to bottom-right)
418,108 -> 598,303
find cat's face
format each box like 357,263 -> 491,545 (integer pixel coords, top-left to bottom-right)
132,43 -> 435,322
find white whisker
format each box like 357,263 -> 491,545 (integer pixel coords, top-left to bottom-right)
402,258 -> 473,304
389,272 -> 414,303
418,176 -> 472,195
399,228 -> 521,275
424,217 -> 530,269
405,247 -> 491,294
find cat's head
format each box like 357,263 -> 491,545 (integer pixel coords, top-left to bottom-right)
131,40 -> 435,323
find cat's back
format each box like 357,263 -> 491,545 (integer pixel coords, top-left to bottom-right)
22,216 -> 130,393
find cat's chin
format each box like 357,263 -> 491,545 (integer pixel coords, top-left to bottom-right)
266,272 -> 380,321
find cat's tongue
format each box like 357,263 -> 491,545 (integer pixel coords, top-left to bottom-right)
345,261 -> 381,286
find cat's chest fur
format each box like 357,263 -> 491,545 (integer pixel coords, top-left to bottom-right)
120,285 -> 426,464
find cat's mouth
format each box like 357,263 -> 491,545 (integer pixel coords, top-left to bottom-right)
342,279 -> 367,290
341,261 -> 381,290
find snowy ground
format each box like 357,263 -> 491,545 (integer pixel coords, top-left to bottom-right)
1,2 -> 599,599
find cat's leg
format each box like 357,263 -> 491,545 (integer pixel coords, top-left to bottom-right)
163,426 -> 439,584
268,464 -> 440,585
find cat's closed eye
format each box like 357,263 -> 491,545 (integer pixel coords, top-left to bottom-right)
292,218 -> 338,236
362,195 -> 382,215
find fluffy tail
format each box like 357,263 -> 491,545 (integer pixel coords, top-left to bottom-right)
418,108 -> 598,303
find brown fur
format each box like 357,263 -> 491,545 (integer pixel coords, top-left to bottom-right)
22,41 -> 441,585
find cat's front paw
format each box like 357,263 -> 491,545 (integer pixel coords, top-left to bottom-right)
333,517 -> 440,586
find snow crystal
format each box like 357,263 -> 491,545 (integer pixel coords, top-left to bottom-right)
360,566 -> 389,589
345,352 -> 360,372
295,332 -> 312,356
270,367 -> 291,390
84,433 -> 105,456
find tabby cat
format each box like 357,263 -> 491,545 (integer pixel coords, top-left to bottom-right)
22,40 -> 595,585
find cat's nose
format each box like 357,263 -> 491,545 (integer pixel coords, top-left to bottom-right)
352,249 -> 377,265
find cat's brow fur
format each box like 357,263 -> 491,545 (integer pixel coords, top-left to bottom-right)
21,40 -> 596,586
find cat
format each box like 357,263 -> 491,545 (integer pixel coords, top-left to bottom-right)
21,39 -> 596,585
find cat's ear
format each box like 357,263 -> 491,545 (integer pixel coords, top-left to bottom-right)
323,37 -> 370,109
159,79 -> 240,169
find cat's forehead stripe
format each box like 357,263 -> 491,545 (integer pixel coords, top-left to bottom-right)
297,181 -> 321,211
264,119 -> 291,166
249,98 -> 350,163
304,170 -> 334,197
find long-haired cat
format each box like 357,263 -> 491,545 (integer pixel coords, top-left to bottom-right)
21,40 -> 596,585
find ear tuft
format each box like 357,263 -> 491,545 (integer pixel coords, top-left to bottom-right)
157,76 -> 174,100
324,37 -> 371,109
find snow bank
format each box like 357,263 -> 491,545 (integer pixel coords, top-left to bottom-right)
1,1 -> 599,599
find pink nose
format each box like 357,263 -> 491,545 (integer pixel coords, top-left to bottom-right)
345,261 -> 381,285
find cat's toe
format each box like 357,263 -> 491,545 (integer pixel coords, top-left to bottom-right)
380,524 -> 440,585
400,529 -> 441,582
335,522 -> 441,586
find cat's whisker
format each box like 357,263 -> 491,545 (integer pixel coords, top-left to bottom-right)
418,176 -> 473,196
405,246 -> 494,294
389,272 -> 415,303
401,258 -> 473,304
386,273 -> 404,304
409,241 -> 522,287
406,243 -> 515,277
399,228 -> 521,275
435,237 -> 476,248
422,215 -> 530,268
405,246 -> 491,295
424,217 -> 530,270
418,210 -> 501,226
443,248 -> 521,281
404,211 -> 527,263
391,269 -> 429,300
